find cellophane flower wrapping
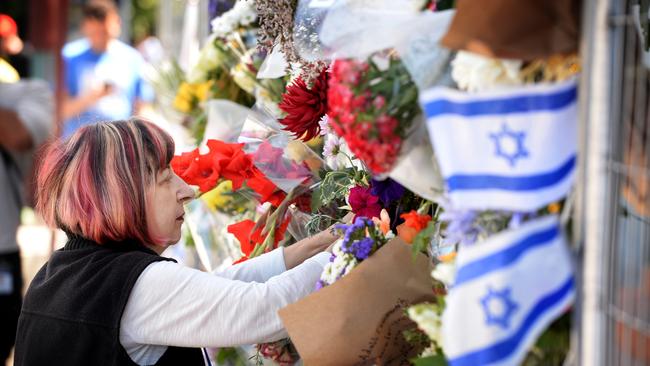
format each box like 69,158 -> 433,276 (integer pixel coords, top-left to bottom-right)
238,104 -> 323,195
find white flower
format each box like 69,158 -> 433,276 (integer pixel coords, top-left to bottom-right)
320,252 -> 357,285
408,303 -> 443,346
342,256 -> 359,276
322,133 -> 363,171
331,238 -> 345,256
210,0 -> 258,38
451,51 -> 523,92
323,133 -> 342,170
431,261 -> 456,287
320,239 -> 361,285
318,115 -> 330,136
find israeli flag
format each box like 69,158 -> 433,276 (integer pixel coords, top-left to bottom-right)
442,215 -> 575,366
420,80 -> 577,211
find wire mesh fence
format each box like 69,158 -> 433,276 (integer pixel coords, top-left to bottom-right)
600,0 -> 650,364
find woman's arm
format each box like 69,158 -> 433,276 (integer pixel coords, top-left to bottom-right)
281,227 -> 338,269
214,227 -> 339,282
120,252 -> 330,352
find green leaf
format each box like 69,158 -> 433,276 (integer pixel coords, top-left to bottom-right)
319,170 -> 354,206
311,185 -> 324,212
412,220 -> 438,260
411,353 -> 448,366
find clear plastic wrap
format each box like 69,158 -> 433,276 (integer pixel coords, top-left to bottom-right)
257,44 -> 289,79
379,115 -> 445,202
394,10 -> 456,90
286,206 -> 314,241
238,103 -> 324,194
201,99 -> 252,145
183,199 -> 247,272
293,0 -> 454,63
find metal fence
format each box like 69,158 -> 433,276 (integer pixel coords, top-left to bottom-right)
579,0 -> 650,365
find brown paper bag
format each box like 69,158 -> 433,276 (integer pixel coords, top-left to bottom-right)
278,238 -> 436,365
440,0 -> 581,60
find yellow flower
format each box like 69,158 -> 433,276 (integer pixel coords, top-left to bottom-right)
173,82 -> 194,113
195,80 -> 214,102
201,180 -> 233,210
173,95 -> 192,113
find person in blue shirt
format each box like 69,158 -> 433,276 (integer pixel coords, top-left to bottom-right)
62,0 -> 153,137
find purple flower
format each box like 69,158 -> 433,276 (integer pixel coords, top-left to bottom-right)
336,217 -> 375,256
439,207 -> 480,246
351,237 -> 374,260
339,236 -> 374,260
371,178 -> 405,205
314,280 -> 325,291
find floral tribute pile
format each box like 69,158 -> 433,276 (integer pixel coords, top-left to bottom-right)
158,0 -> 583,364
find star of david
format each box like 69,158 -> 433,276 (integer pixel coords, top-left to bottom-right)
480,286 -> 519,329
489,123 -> 528,167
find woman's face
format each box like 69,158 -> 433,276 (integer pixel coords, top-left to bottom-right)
146,167 -> 194,250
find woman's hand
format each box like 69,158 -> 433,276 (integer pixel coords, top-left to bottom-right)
282,226 -> 338,270
282,213 -> 353,270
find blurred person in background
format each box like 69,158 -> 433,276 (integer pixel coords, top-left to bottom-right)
0,13 -> 23,83
0,14 -> 54,363
62,0 -> 153,137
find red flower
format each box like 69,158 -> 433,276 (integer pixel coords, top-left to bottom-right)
326,58 -> 413,173
227,219 -> 261,257
227,216 -> 292,263
279,69 -> 328,141
172,139 -> 292,205
253,140 -> 285,173
348,185 -> 382,219
293,191 -> 312,213
170,148 -> 198,175
247,168 -> 286,207
171,148 -> 221,193
207,140 -> 255,190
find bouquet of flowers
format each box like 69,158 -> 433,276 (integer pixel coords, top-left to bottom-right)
327,54 -> 420,173
316,217 -> 388,289
171,139 -> 293,261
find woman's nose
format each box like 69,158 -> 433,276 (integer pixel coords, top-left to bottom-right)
177,181 -> 195,203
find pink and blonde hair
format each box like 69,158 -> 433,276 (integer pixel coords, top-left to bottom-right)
36,118 -> 175,245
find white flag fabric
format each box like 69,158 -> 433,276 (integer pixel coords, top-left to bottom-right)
420,80 -> 577,211
442,215 -> 575,366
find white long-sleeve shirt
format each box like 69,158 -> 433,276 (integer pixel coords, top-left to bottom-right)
120,247 -> 329,365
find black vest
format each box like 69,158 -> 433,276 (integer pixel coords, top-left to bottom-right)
14,235 -> 205,366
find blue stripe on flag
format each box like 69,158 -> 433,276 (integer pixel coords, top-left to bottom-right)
447,155 -> 576,192
423,85 -> 577,117
448,276 -> 575,366
453,225 -> 559,287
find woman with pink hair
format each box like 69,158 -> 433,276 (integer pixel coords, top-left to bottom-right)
14,118 -> 337,365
